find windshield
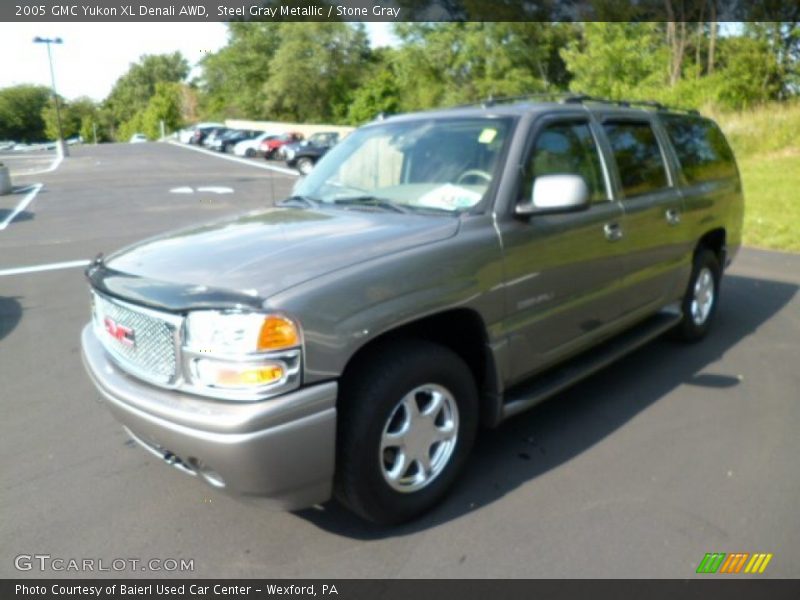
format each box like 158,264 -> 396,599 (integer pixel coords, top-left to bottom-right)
293,117 -> 513,213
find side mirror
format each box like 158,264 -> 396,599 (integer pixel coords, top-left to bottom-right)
516,174 -> 590,216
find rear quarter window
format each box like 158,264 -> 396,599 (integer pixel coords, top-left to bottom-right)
660,115 -> 737,184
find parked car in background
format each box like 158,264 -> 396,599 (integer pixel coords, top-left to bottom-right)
202,128 -> 232,149
81,97 -> 743,524
281,131 -> 340,159
284,132 -> 341,174
210,130 -> 262,153
0,140 -> 15,151
261,132 -> 303,160
190,125 -> 226,146
128,133 -> 148,144
205,128 -> 238,152
180,123 -> 225,144
233,132 -> 277,157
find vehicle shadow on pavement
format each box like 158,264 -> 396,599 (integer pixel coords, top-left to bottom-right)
0,209 -> 34,225
295,274 -> 798,538
0,296 -> 23,342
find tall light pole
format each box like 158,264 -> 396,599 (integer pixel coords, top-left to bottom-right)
33,36 -> 69,158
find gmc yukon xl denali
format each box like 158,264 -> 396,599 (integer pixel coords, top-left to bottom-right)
81,97 -> 743,524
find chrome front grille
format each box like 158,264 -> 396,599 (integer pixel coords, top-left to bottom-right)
92,292 -> 180,385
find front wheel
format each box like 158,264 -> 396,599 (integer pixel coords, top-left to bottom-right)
673,248 -> 721,342
335,340 -> 478,524
296,157 -> 314,175
245,148 -> 256,158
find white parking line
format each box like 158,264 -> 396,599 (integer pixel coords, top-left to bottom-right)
167,141 -> 300,176
0,259 -> 90,277
0,183 -> 43,231
0,154 -> 53,160
15,152 -> 63,176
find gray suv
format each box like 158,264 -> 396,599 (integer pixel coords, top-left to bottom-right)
81,96 -> 743,524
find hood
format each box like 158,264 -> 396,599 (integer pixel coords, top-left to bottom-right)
96,207 -> 459,309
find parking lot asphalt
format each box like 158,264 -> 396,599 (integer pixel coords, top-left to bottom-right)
0,148 -> 60,178
1,143 -> 798,578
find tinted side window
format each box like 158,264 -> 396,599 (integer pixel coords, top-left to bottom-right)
661,115 -> 737,184
523,121 -> 607,203
603,121 -> 669,197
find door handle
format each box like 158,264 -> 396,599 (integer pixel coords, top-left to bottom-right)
603,222 -> 623,242
665,208 -> 681,226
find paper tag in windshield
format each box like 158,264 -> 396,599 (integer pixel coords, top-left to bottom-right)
478,128 -> 497,144
416,184 -> 483,210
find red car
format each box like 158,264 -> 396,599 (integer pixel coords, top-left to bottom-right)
261,132 -> 304,160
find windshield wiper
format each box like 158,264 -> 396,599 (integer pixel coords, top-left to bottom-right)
332,195 -> 410,213
277,195 -> 319,208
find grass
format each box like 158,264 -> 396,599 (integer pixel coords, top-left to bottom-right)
713,101 -> 800,252
737,153 -> 800,252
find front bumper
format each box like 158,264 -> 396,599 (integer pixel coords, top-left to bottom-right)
81,324 -> 337,510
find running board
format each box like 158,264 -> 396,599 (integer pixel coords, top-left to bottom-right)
501,309 -> 682,421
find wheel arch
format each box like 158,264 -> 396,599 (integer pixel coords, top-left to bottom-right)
338,308 -> 503,428
696,227 -> 727,267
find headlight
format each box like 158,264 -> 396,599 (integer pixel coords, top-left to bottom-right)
183,311 -> 301,399
185,311 -> 299,353
285,148 -> 295,160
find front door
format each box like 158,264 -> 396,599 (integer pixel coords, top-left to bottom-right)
499,116 -> 629,384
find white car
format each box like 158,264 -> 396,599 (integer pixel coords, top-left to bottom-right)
129,133 -> 148,144
233,132 -> 274,157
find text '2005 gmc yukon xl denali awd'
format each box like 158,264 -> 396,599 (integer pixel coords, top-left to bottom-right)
81,97 -> 743,524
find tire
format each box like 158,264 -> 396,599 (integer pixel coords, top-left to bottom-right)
245,148 -> 256,158
335,340 -> 479,525
673,248 -> 721,342
297,157 -> 314,175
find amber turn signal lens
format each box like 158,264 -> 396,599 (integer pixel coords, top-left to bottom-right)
216,365 -> 284,387
257,315 -> 299,351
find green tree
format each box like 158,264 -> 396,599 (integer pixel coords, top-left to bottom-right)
262,23 -> 372,123
346,59 -> 401,125
392,23 -> 573,110
105,52 -> 189,126
198,22 -> 283,120
715,35 -> 783,108
561,23 -> 668,100
744,22 -> 800,98
116,112 -> 146,142
141,82 -> 185,138
0,84 -> 51,142
115,82 -> 186,141
42,96 -> 98,140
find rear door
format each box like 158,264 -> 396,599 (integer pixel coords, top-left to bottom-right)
658,114 -> 742,263
598,116 -> 688,317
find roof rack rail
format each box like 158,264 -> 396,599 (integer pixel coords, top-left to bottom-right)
446,92 -> 700,116
449,92 -> 575,110
482,92 -> 577,108
563,94 -> 700,115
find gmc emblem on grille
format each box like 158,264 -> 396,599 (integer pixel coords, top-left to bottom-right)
104,316 -> 135,347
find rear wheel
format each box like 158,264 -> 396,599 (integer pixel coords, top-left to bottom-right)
335,340 -> 478,524
245,148 -> 256,158
673,248 -> 721,342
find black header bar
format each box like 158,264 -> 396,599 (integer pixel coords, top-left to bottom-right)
4,579 -> 800,600
4,0 -> 800,22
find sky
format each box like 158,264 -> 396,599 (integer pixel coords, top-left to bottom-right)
0,22 -> 398,101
